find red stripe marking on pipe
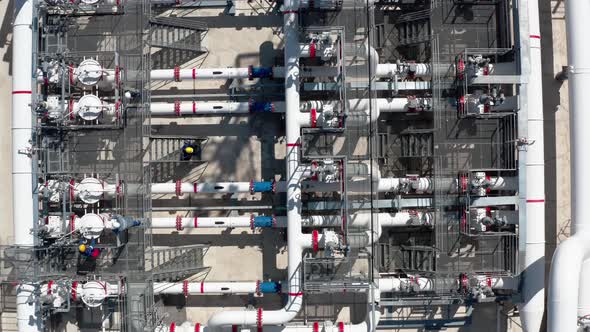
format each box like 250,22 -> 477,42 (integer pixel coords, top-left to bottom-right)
313,322 -> 319,332
195,323 -> 201,332
526,199 -> 544,203
286,143 -> 301,147
338,322 -> 344,332
193,101 -> 196,114
71,281 -> 78,300
47,280 -> 54,295
287,292 -> 303,296
170,323 -> 176,332
193,216 -> 198,228
194,182 -> 198,193
200,281 -> 204,293
192,68 -> 197,80
309,42 -> 316,58
312,229 -> 319,252
530,35 -> 541,39
311,108 -> 317,128
232,325 -> 238,332
12,90 -> 32,94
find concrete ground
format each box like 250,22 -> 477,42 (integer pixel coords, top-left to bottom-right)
0,0 -> 573,331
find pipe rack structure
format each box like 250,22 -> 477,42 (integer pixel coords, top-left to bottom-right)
8,0 -> 550,327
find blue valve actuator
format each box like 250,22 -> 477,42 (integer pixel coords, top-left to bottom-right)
259,281 -> 281,293
253,216 -> 274,228
252,181 -> 274,192
248,65 -> 274,79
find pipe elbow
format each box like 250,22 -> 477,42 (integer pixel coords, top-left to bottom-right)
547,233 -> 590,332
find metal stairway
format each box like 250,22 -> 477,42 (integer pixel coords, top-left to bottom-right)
150,17 -> 208,53
396,10 -> 431,46
400,129 -> 434,158
148,245 -> 210,282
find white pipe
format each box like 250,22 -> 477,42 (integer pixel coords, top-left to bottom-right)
151,216 -> 254,229
151,211 -> 432,230
12,0 -> 39,328
548,0 -> 590,329
206,4 -> 304,328
519,0 -> 547,327
153,282 -> 261,295
148,98 -> 425,117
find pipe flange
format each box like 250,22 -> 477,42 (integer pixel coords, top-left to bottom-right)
173,66 -> 181,82
183,280 -> 189,297
174,100 -> 181,116
175,180 -> 182,197
256,308 -> 263,332
69,179 -> 76,201
255,280 -> 261,296
71,281 -> 78,301
113,100 -> 121,120
176,215 -> 183,231
312,230 -> 319,252
47,280 -> 54,295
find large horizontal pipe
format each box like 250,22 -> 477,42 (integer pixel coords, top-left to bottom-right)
153,281 -> 281,295
150,212 -> 432,230
154,275 -> 516,332
149,98 -> 430,116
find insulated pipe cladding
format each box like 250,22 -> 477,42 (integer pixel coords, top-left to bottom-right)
12,0 -> 40,328
548,0 -> 590,330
